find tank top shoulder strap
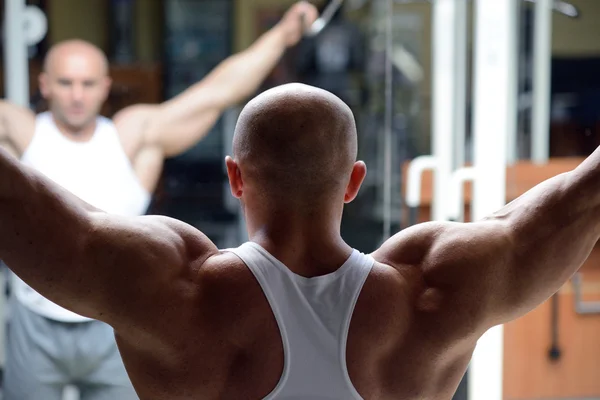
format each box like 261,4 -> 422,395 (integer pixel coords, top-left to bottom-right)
224,242 -> 287,325
89,115 -> 134,163
22,112 -> 63,158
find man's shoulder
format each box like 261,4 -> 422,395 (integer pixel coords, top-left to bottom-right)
198,250 -> 259,295
363,260 -> 423,309
203,250 -> 252,275
195,250 -> 273,335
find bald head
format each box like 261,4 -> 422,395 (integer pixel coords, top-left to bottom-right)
232,84 -> 359,206
40,40 -> 111,133
44,40 -> 108,75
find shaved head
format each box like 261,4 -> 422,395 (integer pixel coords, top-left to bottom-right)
44,40 -> 108,75
39,40 -> 111,134
232,84 -> 358,207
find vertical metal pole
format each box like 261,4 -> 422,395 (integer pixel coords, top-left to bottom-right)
383,0 -> 393,240
469,0 -> 518,399
531,0 -> 552,164
515,0 -> 528,164
507,1 -> 519,166
453,0 -> 468,170
431,0 -> 456,221
4,0 -> 29,107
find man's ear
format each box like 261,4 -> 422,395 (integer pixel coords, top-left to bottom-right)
226,156 -> 243,198
344,161 -> 367,203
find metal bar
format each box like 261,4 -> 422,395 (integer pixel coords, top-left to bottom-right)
392,0 -> 579,18
531,0 -> 552,164
431,0 -> 457,221
523,0 -> 579,18
4,0 -> 29,107
447,166 -> 475,222
516,0 -> 528,163
453,0 -> 468,170
405,156 -> 437,208
572,273 -> 600,315
306,0 -> 344,37
469,0 -> 518,399
383,0 -> 393,240
548,293 -> 561,361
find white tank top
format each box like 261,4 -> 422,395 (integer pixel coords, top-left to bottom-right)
12,112 -> 151,322
226,242 -> 374,400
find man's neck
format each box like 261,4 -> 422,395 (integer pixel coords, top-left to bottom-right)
245,207 -> 352,278
52,114 -> 97,143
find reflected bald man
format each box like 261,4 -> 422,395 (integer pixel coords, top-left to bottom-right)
0,2 -> 318,399
2,83 -> 599,399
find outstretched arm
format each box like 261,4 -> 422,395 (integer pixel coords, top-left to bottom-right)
115,1 -> 318,158
0,147 -> 218,327
375,146 -> 600,336
0,100 -> 36,158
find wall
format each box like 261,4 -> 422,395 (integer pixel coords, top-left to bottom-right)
46,0 -> 162,61
47,0 -> 108,49
552,0 -> 600,58
135,0 -> 163,62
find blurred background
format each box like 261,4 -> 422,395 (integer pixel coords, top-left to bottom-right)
1,0 -> 600,399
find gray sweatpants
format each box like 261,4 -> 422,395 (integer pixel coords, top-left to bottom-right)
3,298 -> 138,400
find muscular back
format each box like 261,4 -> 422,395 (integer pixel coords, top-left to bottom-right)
5,138 -> 597,399
346,260 -> 476,400
106,205 -> 580,399
111,250 -> 476,400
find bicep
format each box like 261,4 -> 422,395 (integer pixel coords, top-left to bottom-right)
148,95 -> 222,157
114,100 -> 221,159
112,104 -> 156,156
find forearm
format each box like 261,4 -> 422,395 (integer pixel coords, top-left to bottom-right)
0,105 -> 18,158
143,1 -> 317,156
491,150 -> 600,311
0,99 -> 34,156
145,25 -> 291,157
199,25 -> 288,109
0,138 -> 18,159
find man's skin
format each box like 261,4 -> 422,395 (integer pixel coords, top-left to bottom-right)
0,1 -> 318,192
1,83 -> 598,400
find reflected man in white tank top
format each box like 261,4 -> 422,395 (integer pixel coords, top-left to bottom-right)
0,3 -> 318,399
